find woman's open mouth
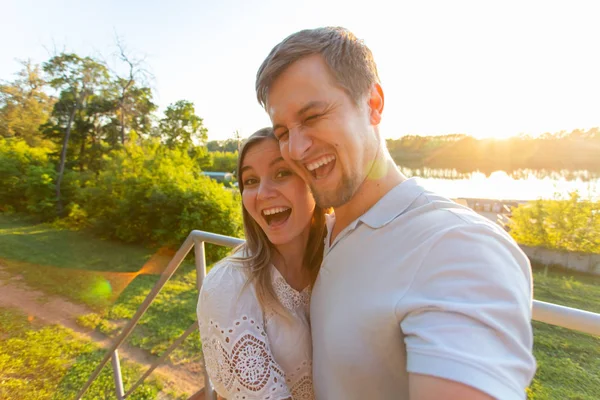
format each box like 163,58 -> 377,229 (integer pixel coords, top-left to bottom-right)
262,207 -> 292,227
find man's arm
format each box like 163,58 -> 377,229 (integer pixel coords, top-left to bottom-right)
399,223 -> 536,399
409,374 -> 495,400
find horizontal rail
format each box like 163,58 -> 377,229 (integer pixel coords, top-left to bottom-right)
77,229 -> 600,400
190,230 -> 245,248
532,300 -> 600,336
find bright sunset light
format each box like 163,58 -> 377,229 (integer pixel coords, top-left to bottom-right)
2,0 -> 599,141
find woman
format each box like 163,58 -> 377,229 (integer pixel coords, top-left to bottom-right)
197,127 -> 328,400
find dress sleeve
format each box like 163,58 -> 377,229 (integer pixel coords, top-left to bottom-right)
398,224 -> 536,400
197,262 -> 292,400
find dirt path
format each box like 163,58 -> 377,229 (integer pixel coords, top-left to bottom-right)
0,264 -> 205,399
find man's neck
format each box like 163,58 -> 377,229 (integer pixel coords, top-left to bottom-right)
331,155 -> 406,242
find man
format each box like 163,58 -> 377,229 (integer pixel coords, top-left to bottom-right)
255,27 -> 536,400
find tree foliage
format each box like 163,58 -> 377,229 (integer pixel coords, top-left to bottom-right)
0,50 -> 244,256
0,61 -> 54,146
158,100 -> 208,150
204,150 -> 238,172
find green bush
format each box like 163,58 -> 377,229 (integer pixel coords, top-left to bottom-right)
0,138 -> 243,260
0,138 -> 57,219
510,192 -> 600,253
75,139 -> 242,260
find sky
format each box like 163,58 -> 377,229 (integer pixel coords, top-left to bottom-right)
2,0 -> 599,142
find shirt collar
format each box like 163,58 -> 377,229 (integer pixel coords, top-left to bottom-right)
324,178 -> 426,251
358,178 -> 425,229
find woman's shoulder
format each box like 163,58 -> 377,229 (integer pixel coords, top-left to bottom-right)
202,255 -> 250,294
198,255 -> 262,324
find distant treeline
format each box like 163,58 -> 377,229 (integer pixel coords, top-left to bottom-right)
387,128 -> 600,175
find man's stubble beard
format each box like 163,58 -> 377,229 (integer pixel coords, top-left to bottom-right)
310,169 -> 362,209
311,139 -> 381,209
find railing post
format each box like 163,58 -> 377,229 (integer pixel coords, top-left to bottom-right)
111,349 -> 125,400
194,239 -> 218,400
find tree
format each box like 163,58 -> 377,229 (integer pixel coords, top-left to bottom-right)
158,100 -> 208,149
111,38 -> 156,145
43,53 -> 110,215
0,60 -> 54,146
207,138 -> 241,152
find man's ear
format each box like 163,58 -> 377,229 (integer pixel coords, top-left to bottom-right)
368,83 -> 384,125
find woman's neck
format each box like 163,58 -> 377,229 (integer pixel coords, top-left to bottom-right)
272,229 -> 310,291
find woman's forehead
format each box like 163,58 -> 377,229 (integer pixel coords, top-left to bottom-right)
241,139 -> 283,171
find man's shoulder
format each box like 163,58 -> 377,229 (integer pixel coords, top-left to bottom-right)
395,189 -> 503,235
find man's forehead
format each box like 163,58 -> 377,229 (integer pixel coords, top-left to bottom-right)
266,55 -> 332,118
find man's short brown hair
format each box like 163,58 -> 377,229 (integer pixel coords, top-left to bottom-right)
255,27 -> 380,108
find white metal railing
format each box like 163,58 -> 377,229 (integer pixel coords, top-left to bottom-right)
75,230 -> 600,400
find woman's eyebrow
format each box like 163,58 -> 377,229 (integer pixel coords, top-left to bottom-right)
269,157 -> 285,167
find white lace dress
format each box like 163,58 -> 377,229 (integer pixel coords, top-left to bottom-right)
197,258 -> 314,400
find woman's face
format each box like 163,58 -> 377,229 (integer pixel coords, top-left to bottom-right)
240,139 -> 316,246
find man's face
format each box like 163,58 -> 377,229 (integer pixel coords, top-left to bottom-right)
266,55 -> 380,208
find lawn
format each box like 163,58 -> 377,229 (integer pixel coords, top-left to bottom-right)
0,307 -> 166,400
526,268 -> 600,399
1,213 -> 599,399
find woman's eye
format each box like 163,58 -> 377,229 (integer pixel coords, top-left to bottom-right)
275,170 -> 292,179
243,178 -> 258,186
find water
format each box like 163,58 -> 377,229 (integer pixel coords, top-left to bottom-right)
398,167 -> 600,201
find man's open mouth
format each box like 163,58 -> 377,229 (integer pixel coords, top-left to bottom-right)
306,155 -> 335,179
262,207 -> 292,227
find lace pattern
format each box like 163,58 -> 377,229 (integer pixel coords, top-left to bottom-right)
199,263 -> 314,399
272,276 -> 311,312
202,315 -> 291,400
291,374 -> 314,400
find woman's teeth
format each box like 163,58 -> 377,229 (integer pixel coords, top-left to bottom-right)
262,207 -> 290,216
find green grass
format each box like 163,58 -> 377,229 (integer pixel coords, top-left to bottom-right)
527,266 -> 600,399
0,214 -> 153,272
0,214 -> 173,310
0,213 -> 203,362
1,213 -> 599,398
0,307 -> 165,400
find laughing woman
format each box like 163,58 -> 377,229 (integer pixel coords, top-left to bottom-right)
197,127 -> 328,400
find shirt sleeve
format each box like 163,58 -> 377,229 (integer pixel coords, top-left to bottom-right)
398,223 -> 536,400
197,262 -> 292,400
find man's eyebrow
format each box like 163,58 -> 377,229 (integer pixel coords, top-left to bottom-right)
272,101 -> 328,132
297,101 -> 328,116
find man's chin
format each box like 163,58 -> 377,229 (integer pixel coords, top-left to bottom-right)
313,186 -> 353,209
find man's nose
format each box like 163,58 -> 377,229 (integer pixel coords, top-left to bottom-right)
288,127 -> 312,161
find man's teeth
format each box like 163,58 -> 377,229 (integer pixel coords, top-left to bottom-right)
306,155 -> 335,172
263,207 -> 290,216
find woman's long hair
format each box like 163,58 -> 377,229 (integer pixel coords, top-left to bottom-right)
231,127 -> 328,318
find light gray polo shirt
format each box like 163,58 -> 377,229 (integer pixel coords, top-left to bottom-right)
311,178 -> 536,400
